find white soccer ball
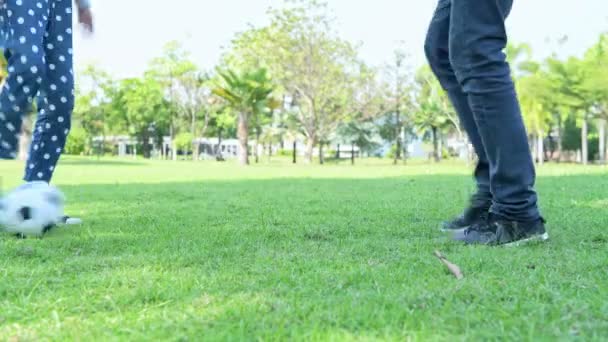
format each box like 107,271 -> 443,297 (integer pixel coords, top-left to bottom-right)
0,182 -> 65,237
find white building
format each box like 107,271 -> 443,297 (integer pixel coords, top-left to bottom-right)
92,136 -> 138,157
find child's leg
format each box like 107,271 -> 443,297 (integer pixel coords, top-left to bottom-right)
24,0 -> 73,182
0,0 -> 51,160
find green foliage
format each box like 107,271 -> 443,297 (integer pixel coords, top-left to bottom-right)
72,65 -> 113,150
174,132 -> 195,151
386,144 -> 399,160
213,67 -> 276,165
223,0 -> 371,162
101,76 -> 172,157
147,40 -> 215,150
335,120 -> 381,153
412,66 -> 452,135
411,66 -> 455,161
213,68 -> 274,116
276,149 -> 292,157
59,4 -> 608,165
563,115 -> 581,151
562,115 -> 600,160
63,127 -> 87,155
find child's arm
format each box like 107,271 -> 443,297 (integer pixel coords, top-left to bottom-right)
75,0 -> 94,33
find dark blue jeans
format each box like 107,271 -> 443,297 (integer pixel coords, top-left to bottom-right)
424,0 -> 541,222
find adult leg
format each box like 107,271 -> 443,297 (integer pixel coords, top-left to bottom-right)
449,0 -> 547,245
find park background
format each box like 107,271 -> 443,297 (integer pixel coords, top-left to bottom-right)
1,0 -> 607,340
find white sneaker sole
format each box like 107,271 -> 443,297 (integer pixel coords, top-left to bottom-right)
440,227 -> 469,233
504,232 -> 550,247
60,217 -> 83,225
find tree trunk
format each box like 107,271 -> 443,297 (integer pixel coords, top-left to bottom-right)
268,142 -> 272,162
305,138 -> 315,164
191,112 -> 197,161
351,143 -> 355,165
292,140 -> 297,164
437,130 -> 443,162
170,123 -> 177,161
144,133 -> 154,159
142,134 -> 148,159
599,119 -> 606,164
216,128 -> 224,161
336,144 -> 340,159
99,119 -> 106,158
401,126 -> 408,164
537,132 -> 544,165
556,116 -> 563,162
238,113 -> 249,165
255,127 -> 260,164
393,112 -> 401,165
582,117 -> 588,165
432,126 -> 440,163
197,110 -> 211,162
193,142 -> 199,161
319,142 -> 324,165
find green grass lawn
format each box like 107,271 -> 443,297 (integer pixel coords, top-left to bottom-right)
0,157 -> 607,341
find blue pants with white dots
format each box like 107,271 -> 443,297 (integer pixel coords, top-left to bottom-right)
0,0 -> 74,182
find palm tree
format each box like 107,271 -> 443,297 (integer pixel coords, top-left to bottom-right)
414,99 -> 449,162
414,69 -> 451,163
518,70 -> 553,164
213,68 -> 275,165
335,121 -> 380,165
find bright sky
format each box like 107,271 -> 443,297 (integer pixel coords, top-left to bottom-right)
73,0 -> 608,79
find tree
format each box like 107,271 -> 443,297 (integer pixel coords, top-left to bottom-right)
335,120 -> 381,164
252,98 -> 281,163
383,46 -> 412,164
518,72 -> 552,164
212,68 -> 275,165
581,33 -> 608,163
508,43 -> 553,163
73,65 -> 112,156
223,0 -> 365,163
205,106 -> 237,161
148,41 -> 200,160
546,57 -> 594,164
174,132 -> 195,159
108,77 -> 171,158
413,66 -> 453,162
179,71 -> 213,160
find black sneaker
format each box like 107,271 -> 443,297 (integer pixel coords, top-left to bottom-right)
440,204 -> 490,232
453,216 -> 549,246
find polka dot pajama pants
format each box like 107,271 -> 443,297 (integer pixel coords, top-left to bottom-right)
0,0 -> 74,182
